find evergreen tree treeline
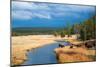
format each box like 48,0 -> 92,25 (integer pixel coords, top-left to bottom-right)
54,16 -> 96,41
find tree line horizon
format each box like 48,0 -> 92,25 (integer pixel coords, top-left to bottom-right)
12,15 -> 96,41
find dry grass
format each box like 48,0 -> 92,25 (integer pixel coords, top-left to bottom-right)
58,53 -> 92,63
12,35 -> 59,65
12,35 -> 95,65
55,46 -> 96,63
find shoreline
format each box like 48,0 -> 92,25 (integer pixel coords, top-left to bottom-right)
12,34 -> 92,65
12,35 -> 66,65
12,42 -> 56,66
22,42 -> 59,65
22,42 -> 61,65
54,39 -> 96,63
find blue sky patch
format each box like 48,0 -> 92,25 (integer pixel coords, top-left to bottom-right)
12,1 -> 96,28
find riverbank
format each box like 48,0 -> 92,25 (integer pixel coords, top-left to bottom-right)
54,39 -> 96,63
12,34 -> 89,65
12,35 -> 73,65
12,35 -> 55,65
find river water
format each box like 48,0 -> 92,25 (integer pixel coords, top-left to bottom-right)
22,42 -> 68,65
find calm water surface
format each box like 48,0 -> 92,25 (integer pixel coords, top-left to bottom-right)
22,42 -> 68,65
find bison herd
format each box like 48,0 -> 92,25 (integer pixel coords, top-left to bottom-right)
58,40 -> 96,49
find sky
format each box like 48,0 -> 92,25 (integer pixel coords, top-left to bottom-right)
12,1 -> 96,28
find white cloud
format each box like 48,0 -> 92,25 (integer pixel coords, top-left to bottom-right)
12,10 -> 33,20
33,13 -> 51,19
12,1 -> 95,20
12,1 -> 51,10
64,5 -> 95,12
12,1 -> 52,20
12,10 -> 52,20
34,3 -> 51,10
12,1 -> 34,10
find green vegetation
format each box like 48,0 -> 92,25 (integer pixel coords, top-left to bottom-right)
12,16 -> 96,41
60,31 -> 66,38
53,31 -> 58,37
12,27 -> 65,36
66,22 -> 71,37
59,16 -> 95,41
79,16 -> 96,41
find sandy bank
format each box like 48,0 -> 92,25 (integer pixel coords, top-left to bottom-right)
55,47 -> 96,63
12,35 -> 70,65
11,34 -> 85,65
54,41 -> 96,63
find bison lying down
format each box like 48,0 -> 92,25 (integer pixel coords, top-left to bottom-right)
59,44 -> 65,48
85,40 -> 96,48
